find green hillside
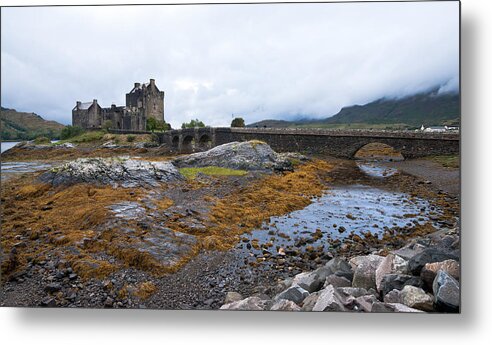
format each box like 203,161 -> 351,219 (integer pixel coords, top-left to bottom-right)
1,107 -> 65,141
324,91 -> 459,127
247,90 -> 460,129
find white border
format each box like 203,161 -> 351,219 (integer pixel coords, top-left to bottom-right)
2,1 -> 491,344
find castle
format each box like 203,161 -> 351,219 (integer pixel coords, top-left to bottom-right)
72,79 -> 164,131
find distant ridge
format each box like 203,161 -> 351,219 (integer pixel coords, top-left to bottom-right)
1,107 -> 65,141
247,89 -> 460,129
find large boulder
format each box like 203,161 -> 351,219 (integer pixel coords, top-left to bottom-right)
383,289 -> 402,303
408,248 -> 459,276
421,259 -> 460,290
312,285 -> 348,312
223,291 -> 243,305
433,270 -> 460,312
300,291 -> 322,311
354,295 -> 378,312
220,296 -> 269,311
351,255 -> 384,290
400,285 -> 434,312
275,284 -> 310,305
269,299 -> 301,311
39,157 -> 182,187
292,271 -> 324,293
324,274 -> 352,288
172,141 -> 295,171
311,258 -> 353,285
375,254 -> 409,292
379,274 -> 422,297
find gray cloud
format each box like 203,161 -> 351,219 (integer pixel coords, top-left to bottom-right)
1,2 -> 459,128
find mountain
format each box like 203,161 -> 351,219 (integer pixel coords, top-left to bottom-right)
323,90 -> 459,127
246,119 -> 293,128
1,107 -> 65,141
247,90 -> 460,129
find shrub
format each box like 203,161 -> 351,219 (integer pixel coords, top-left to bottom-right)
127,135 -> 136,142
60,125 -> 84,140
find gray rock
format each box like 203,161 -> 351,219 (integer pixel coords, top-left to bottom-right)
351,255 -> 384,290
324,274 -> 352,288
312,285 -> 348,312
433,270 -> 460,312
220,296 -> 269,311
354,295 -> 378,312
371,302 -> 424,313
39,157 -> 183,187
274,277 -> 294,294
400,285 -> 434,312
336,287 -> 373,299
44,283 -> 62,293
269,299 -> 301,311
421,259 -> 460,289
324,258 -> 353,276
383,289 -> 402,304
379,274 -> 419,296
375,254 -> 409,292
408,248 -> 459,275
391,243 -> 426,260
40,297 -> 57,307
275,284 -> 310,305
224,291 -> 243,305
292,271 -> 323,293
172,141 -> 293,171
301,291 -> 322,311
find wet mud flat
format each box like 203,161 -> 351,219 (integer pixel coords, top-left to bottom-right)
0,154 -> 459,309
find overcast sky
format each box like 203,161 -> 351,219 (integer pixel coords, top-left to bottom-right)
1,2 -> 459,128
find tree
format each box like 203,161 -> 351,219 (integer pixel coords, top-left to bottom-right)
60,125 -> 84,140
146,117 -> 158,132
231,117 -> 245,128
147,118 -> 171,132
181,119 -> 205,129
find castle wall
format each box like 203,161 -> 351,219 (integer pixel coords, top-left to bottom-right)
73,79 -> 163,131
72,103 -> 102,129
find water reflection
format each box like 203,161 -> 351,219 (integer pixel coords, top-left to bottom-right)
241,185 -> 439,254
356,161 -> 398,178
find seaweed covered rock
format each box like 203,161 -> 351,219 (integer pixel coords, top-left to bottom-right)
172,141 -> 303,171
39,157 -> 183,187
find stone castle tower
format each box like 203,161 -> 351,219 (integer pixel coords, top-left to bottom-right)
72,79 -> 165,131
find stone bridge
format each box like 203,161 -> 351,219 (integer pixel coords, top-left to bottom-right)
157,127 -> 459,159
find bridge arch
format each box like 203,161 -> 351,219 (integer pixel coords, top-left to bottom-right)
353,142 -> 404,161
198,133 -> 212,150
181,135 -> 195,153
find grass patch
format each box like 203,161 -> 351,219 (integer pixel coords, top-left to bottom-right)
57,130 -> 105,144
425,155 -> 459,168
179,166 -> 248,179
34,136 -> 51,145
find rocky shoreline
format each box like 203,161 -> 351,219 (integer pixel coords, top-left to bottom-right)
220,226 -> 460,312
1,140 -> 460,312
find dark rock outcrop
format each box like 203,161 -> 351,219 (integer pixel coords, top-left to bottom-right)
39,157 -> 182,187
172,141 -> 301,171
